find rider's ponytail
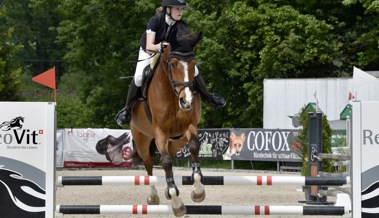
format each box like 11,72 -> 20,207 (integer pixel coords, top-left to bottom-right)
156,6 -> 164,14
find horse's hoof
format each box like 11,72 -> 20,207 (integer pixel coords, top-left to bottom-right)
191,190 -> 206,202
172,203 -> 187,217
165,188 -> 171,200
165,186 -> 179,200
147,195 -> 160,205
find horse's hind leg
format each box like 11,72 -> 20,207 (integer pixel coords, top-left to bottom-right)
147,184 -> 159,205
145,161 -> 160,205
145,140 -> 160,205
188,132 -> 205,202
133,134 -> 160,205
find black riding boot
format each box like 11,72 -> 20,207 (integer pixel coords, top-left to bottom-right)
194,74 -> 226,111
115,80 -> 140,126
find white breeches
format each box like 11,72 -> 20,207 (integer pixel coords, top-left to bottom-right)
133,47 -> 199,87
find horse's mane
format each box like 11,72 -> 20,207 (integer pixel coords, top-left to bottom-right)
170,24 -> 202,53
176,24 -> 198,44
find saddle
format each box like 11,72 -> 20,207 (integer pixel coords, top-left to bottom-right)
141,53 -> 161,99
137,53 -> 161,122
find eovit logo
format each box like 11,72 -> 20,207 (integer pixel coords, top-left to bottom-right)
0,116 -> 41,146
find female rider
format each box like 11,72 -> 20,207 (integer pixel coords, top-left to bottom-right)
116,0 -> 226,126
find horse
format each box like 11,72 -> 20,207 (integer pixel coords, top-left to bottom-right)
130,26 -> 205,217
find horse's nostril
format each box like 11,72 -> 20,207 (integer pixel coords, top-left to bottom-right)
179,98 -> 193,111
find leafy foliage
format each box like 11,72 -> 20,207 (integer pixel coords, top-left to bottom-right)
1,0 -> 62,75
342,0 -> 379,70
292,108 -> 334,176
0,7 -> 21,101
56,0 -> 161,128
2,1 -> 379,129
186,2 -> 337,127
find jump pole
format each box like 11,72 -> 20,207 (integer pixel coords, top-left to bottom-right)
56,205 -> 348,216
57,175 -> 350,186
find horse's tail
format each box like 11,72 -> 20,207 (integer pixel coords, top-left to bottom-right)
131,140 -> 157,165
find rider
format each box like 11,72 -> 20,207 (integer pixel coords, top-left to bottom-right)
115,0 -> 226,126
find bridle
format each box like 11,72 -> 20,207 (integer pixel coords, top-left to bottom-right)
164,51 -> 195,97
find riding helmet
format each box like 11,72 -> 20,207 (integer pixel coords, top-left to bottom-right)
162,0 -> 187,8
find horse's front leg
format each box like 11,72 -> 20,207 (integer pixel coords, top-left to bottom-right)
160,151 -> 186,217
188,132 -> 205,202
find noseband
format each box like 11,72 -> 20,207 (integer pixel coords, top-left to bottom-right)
165,51 -> 195,97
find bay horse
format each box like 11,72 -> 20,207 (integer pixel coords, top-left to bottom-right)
130,26 -> 205,217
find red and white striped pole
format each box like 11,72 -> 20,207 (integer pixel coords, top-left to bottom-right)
56,204 -> 348,216
57,175 -> 350,186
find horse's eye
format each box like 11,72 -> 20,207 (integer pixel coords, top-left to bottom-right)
170,62 -> 176,68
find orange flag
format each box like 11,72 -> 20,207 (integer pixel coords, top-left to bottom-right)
32,66 -> 57,102
348,92 -> 355,101
32,66 -> 56,89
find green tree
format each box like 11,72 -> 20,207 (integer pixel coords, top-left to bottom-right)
12,0 -> 379,129
2,0 -> 63,76
56,73 -> 92,128
187,1 -> 336,128
342,0 -> 379,70
56,0 -> 161,128
0,7 -> 21,101
293,108 -> 334,176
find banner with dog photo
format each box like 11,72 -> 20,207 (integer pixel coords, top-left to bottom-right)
62,128 -> 133,167
228,129 -> 302,162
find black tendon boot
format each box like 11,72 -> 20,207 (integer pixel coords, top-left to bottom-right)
115,80 -> 140,126
194,74 -> 226,111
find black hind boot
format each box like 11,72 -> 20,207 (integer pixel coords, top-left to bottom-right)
194,74 -> 226,111
115,80 -> 140,126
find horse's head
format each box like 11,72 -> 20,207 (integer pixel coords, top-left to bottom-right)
164,25 -> 202,111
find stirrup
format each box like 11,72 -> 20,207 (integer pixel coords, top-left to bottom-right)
115,109 -> 130,126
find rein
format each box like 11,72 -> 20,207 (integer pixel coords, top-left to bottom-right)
131,42 -> 168,63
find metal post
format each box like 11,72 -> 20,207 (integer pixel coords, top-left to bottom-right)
306,112 -> 327,204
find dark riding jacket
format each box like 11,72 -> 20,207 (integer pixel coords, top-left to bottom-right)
140,12 -> 187,52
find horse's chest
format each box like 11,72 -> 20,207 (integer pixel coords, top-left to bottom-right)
158,114 -> 192,132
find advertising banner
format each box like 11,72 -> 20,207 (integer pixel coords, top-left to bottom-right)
63,128 -> 133,168
352,101 -> 379,218
229,129 -> 302,162
176,129 -> 230,160
0,102 -> 55,218
56,129 -> 64,167
175,129 -> 301,162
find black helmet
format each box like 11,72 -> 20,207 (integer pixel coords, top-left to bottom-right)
162,0 -> 187,8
